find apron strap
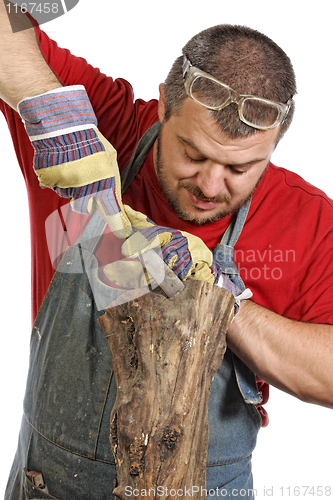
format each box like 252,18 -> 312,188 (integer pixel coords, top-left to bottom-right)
121,121 -> 161,194
213,197 -> 252,292
212,198 -> 261,405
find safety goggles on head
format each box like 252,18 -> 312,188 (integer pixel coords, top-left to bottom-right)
182,55 -> 293,131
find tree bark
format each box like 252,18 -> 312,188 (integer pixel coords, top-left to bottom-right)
98,280 -> 235,500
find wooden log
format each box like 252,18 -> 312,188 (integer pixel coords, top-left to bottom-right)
98,280 -> 235,500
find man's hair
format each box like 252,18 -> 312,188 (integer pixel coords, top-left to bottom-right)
164,25 -> 297,142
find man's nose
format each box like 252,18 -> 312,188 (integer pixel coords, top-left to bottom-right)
195,163 -> 227,199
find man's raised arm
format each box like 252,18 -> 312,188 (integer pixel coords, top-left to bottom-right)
0,1 -> 61,109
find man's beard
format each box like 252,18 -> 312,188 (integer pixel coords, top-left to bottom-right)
155,131 -> 259,225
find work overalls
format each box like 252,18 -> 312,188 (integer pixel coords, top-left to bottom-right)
5,122 -> 262,500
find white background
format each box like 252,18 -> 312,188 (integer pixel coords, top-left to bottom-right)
1,1 -> 332,498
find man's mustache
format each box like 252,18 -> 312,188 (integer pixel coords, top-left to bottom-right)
180,182 -> 231,204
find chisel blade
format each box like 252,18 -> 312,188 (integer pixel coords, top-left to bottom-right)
138,249 -> 185,298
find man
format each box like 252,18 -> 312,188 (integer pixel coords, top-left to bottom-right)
1,4 -> 333,499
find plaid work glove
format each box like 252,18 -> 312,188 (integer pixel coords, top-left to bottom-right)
18,85 -> 132,238
111,206 -> 242,294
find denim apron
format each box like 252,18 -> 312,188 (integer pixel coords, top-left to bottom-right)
5,123 -> 262,500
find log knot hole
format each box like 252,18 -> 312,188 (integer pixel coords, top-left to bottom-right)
129,433 -> 148,476
161,425 -> 182,451
128,424 -> 183,476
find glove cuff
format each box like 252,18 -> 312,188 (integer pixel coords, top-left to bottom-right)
18,85 -> 97,140
17,87 -> 118,192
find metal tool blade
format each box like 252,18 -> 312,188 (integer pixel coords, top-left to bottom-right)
138,249 -> 185,298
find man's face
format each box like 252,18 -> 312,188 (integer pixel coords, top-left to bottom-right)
154,88 -> 279,225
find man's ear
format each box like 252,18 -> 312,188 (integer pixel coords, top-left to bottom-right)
158,83 -> 166,123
